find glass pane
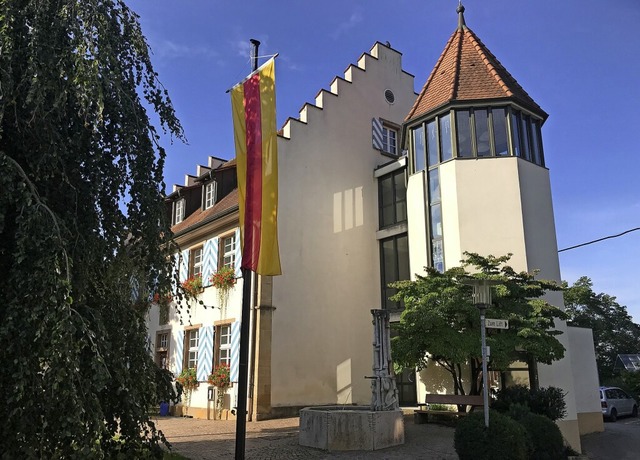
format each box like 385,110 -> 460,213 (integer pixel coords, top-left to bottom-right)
382,239 -> 398,283
456,110 -> 473,158
397,235 -> 410,281
432,239 -> 444,273
474,109 -> 490,157
535,122 -> 544,166
413,126 -> 425,172
511,111 -> 521,157
427,120 -> 438,166
430,203 -> 442,238
387,129 -> 397,154
530,119 -> 542,165
492,108 -> 509,156
428,169 -> 440,203
379,175 -> 393,227
439,114 -> 453,161
520,114 -> 531,161
394,171 -> 406,223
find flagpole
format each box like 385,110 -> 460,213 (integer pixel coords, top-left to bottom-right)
234,38 -> 260,460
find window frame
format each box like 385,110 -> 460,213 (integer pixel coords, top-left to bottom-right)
381,125 -> 398,155
173,198 -> 185,225
155,330 -> 171,369
184,327 -> 199,371
189,245 -> 204,279
214,323 -> 232,368
219,233 -> 236,270
379,233 -> 410,310
378,169 -> 407,229
204,181 -> 217,210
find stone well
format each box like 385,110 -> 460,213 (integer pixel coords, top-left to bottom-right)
299,406 -> 404,451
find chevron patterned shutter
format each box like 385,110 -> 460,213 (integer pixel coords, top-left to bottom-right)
197,325 -> 214,381
174,330 -> 184,375
230,321 -> 241,382
202,238 -> 219,287
372,117 -> 384,150
180,250 -> 189,282
234,228 -> 242,278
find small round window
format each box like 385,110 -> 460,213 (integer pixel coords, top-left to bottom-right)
384,89 -> 395,104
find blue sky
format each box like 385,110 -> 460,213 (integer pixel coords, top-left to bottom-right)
128,0 -> 640,321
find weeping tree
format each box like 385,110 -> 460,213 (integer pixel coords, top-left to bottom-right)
391,253 -> 567,397
0,0 -> 185,457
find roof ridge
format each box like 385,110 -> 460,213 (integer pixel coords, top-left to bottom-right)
406,29 -> 459,121
451,29 -> 464,101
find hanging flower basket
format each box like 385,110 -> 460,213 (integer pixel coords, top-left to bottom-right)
210,266 -> 236,309
176,368 -> 199,417
207,364 -> 231,419
181,275 -> 203,300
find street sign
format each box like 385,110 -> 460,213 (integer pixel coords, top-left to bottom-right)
486,319 -> 509,329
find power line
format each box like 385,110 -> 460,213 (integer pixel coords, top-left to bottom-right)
558,227 -> 640,253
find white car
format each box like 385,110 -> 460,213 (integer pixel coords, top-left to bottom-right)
600,386 -> 638,422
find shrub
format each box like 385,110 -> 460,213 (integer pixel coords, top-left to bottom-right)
492,384 -> 531,413
518,412 -> 565,460
454,410 -> 528,460
494,385 -> 567,421
531,387 -> 567,421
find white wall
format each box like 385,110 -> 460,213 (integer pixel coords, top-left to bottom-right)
568,327 -> 602,414
271,43 -> 416,408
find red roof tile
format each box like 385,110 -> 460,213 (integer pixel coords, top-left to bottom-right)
406,18 -> 547,122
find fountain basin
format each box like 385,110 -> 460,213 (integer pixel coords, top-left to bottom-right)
299,406 -> 404,451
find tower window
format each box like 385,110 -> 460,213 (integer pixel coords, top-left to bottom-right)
412,125 -> 426,172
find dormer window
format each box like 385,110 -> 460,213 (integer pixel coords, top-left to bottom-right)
173,198 -> 185,225
204,181 -> 217,210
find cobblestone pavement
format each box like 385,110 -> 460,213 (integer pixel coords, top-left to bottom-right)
154,414 -> 458,459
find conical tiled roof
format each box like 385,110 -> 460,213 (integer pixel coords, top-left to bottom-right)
406,5 -> 547,122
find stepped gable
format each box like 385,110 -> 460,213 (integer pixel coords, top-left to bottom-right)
406,5 -> 547,122
280,42 -> 412,140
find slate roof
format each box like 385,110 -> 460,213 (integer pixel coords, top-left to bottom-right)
406,6 -> 547,122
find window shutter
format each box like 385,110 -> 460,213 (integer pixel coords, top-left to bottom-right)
180,249 -> 189,282
197,325 -> 214,381
230,321 -> 241,382
372,118 -> 384,150
234,228 -> 242,278
202,238 -> 219,287
130,275 -> 140,302
174,330 -> 184,375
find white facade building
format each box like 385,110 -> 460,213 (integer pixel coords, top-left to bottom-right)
147,8 -> 601,451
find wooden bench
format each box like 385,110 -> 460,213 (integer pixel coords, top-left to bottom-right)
414,393 -> 485,424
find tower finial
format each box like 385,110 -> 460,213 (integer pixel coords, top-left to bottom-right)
457,1 -> 466,30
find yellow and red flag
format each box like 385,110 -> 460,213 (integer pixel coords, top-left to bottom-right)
231,58 -> 281,276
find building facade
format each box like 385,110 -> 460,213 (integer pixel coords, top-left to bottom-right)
147,7 -> 601,451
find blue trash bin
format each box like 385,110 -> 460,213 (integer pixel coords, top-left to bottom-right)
159,402 -> 170,416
